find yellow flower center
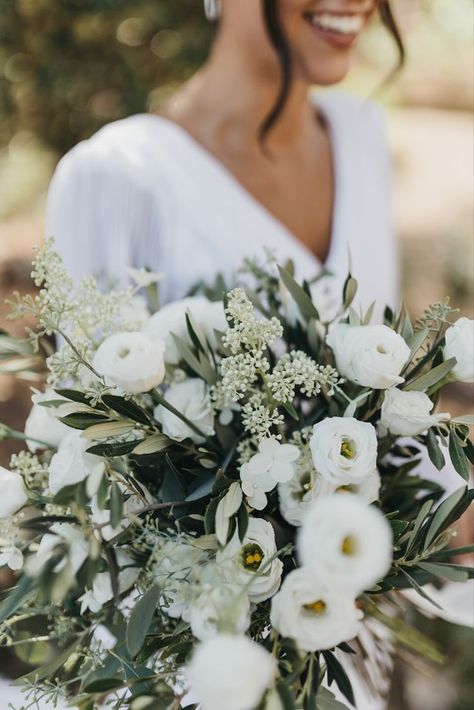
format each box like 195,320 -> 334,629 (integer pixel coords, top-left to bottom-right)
341,535 -> 357,556
242,543 -> 264,571
340,438 -> 356,460
304,599 -> 327,616
336,484 -> 355,494
377,344 -> 387,354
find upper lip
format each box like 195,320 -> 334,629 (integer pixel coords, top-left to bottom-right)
305,2 -> 374,15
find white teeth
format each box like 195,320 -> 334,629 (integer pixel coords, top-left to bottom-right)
309,13 -> 364,35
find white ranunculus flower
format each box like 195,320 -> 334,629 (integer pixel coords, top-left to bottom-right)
48,431 -> 105,495
270,568 -> 362,651
217,518 -> 283,603
310,417 -> 378,485
326,323 -> 410,389
0,467 -> 28,518
278,468 -> 381,526
298,495 -> 393,595
154,378 -> 215,444
143,296 -> 227,365
187,634 -> 276,710
380,388 -> 450,437
92,331 -> 165,394
240,438 -> 300,511
24,389 -> 69,453
444,317 -> 474,383
189,584 -> 251,641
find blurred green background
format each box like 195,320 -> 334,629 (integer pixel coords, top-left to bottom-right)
0,1 -> 472,708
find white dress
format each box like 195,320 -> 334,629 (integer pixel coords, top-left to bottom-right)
45,91 -> 400,321
43,91 -> 470,709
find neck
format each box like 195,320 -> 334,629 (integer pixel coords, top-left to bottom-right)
165,32 -> 317,155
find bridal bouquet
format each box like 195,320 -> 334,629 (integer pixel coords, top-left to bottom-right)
0,240 -> 472,710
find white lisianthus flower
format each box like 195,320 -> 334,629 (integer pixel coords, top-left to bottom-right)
217,518 -> 283,603
298,495 -> 393,595
189,584 -> 251,641
326,323 -> 410,389
380,388 -> 450,437
48,431 -> 105,495
0,545 -> 23,571
278,468 -> 381,526
444,317 -> 474,383
187,634 -> 276,710
278,467 -> 320,526
0,467 -> 28,518
270,568 -> 362,651
92,332 -> 165,394
143,296 -> 226,365
154,378 -> 215,444
240,438 -> 300,511
310,417 -> 377,485
24,389 -> 69,452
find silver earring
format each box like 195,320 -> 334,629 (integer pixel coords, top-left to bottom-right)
204,0 -> 221,21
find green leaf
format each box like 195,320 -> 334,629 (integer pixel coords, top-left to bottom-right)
448,431 -> 470,481
342,275 -> 358,310
55,388 -> 96,406
278,265 -> 319,322
405,499 -> 434,556
404,358 -> 456,392
426,429 -> 445,471
276,681 -> 297,710
110,482 -> 124,529
418,562 -> 470,583
185,475 -> 215,502
451,415 -> 474,426
425,487 -> 467,548
0,575 -> 33,623
398,567 -> 443,609
101,394 -> 152,426
316,687 -> 350,710
126,585 -> 161,657
87,440 -> 141,457
323,651 -> 355,707
59,412 -> 111,430
132,434 -> 172,455
407,327 -> 429,359
172,333 -> 217,384
81,421 -> 136,440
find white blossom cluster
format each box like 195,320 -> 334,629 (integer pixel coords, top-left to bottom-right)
223,288 -> 283,354
241,393 -> 285,440
267,350 -> 343,402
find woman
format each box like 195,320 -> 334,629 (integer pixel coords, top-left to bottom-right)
45,1 -> 404,707
46,0 -> 402,321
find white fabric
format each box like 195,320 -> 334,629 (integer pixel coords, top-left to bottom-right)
45,91 -> 400,321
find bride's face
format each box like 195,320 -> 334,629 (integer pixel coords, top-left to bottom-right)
222,0 -> 378,86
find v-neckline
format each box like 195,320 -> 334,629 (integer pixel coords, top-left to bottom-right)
141,93 -> 340,272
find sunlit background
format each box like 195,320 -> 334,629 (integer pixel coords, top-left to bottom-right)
0,1 -> 473,708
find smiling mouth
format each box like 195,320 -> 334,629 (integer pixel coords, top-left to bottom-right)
304,12 -> 365,38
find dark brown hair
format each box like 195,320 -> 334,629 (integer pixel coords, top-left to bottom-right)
260,0 -> 405,141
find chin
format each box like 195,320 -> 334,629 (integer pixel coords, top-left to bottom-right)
304,58 -> 352,86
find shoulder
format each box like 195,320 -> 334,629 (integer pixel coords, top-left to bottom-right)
51,114 -> 168,189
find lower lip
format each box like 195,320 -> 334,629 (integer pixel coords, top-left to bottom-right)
305,19 -> 360,49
